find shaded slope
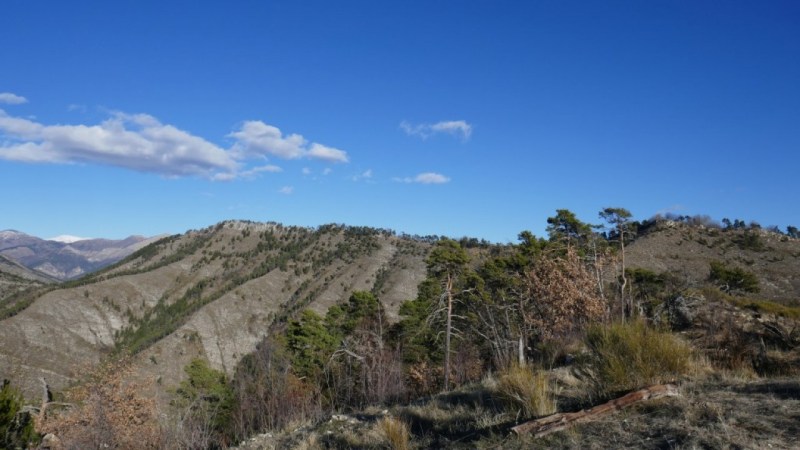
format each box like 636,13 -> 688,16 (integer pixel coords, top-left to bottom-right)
0,255 -> 55,320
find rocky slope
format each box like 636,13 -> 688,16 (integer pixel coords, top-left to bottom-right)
2,218 -> 798,414
625,221 -> 800,304
0,221 -> 431,401
0,255 -> 54,311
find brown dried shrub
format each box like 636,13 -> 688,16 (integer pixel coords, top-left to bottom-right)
521,247 -> 606,341
36,359 -> 163,450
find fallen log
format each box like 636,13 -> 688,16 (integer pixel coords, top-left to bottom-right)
511,384 -> 680,437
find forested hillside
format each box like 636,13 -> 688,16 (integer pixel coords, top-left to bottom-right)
1,211 -> 799,449
0,221 -> 431,405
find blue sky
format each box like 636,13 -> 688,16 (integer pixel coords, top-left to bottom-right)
2,1 -> 798,242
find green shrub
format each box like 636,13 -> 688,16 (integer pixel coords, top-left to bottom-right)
734,231 -> 765,251
585,320 -> 691,397
172,359 -> 235,448
1,380 -> 38,449
495,365 -> 558,418
725,296 -> 800,320
709,261 -> 760,293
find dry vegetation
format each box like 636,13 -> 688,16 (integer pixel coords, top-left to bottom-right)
495,365 -> 558,419
35,360 -> 164,450
2,215 -> 799,449
583,320 -> 692,398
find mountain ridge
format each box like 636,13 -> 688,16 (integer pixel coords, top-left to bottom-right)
0,220 -> 432,402
1,217 -> 798,447
0,229 -> 165,280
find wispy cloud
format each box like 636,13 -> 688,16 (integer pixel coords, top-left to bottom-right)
400,120 -> 472,141
0,93 -> 28,105
229,121 -> 348,163
278,186 -> 294,195
238,164 -> 283,180
0,106 -> 348,180
352,169 -> 373,181
394,172 -> 451,184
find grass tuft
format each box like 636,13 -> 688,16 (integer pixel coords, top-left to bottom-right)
376,416 -> 411,450
585,320 -> 691,397
495,365 -> 558,418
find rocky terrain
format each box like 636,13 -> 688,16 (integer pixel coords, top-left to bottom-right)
0,221 -> 431,402
1,218 -> 798,449
625,221 -> 800,304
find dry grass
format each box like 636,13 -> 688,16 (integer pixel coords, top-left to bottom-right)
701,285 -> 800,319
495,365 -> 558,418
376,416 -> 411,450
585,320 -> 692,397
36,359 -> 164,450
525,378 -> 800,450
727,296 -> 800,319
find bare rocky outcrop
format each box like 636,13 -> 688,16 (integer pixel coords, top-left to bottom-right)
653,294 -> 702,330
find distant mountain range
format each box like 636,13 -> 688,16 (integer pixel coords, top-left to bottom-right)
0,230 -> 165,280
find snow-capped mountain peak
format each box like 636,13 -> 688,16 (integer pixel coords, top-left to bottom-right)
47,235 -> 92,244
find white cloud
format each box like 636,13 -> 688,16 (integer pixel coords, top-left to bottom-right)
229,121 -> 306,160
0,93 -> 28,105
0,109 -> 348,180
229,120 -> 348,162
0,110 -> 237,178
400,120 -> 472,141
430,120 -> 472,140
322,168 -> 333,175
307,143 -> 349,163
352,168 -> 373,182
238,164 -> 283,180
278,186 -> 294,195
302,167 -> 311,175
395,172 -> 451,184
0,110 -> 44,139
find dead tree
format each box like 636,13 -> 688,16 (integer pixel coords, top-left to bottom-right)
511,384 -> 680,437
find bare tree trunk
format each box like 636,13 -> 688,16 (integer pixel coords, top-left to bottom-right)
518,335 -> 525,367
511,384 -> 679,437
589,239 -> 608,320
444,272 -> 453,391
619,226 -> 627,321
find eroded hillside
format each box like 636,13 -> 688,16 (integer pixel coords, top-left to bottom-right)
0,255 -> 55,319
3,216 -> 799,449
625,221 -> 800,304
0,221 -> 431,401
